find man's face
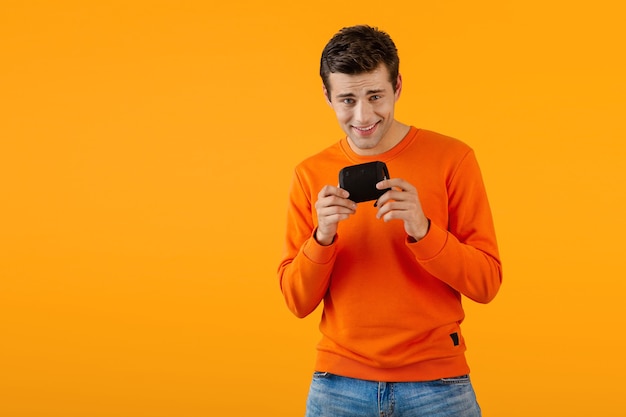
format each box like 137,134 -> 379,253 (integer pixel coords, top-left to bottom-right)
324,64 -> 401,155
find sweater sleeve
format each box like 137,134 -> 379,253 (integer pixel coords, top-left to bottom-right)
277,169 -> 337,318
408,149 -> 502,303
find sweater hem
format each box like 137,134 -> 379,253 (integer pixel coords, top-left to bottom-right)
314,351 -> 470,382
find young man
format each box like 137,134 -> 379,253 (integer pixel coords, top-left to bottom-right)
278,25 -> 502,417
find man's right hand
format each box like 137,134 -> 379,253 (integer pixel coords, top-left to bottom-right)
314,185 -> 357,246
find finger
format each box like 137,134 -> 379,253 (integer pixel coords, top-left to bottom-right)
375,200 -> 402,219
319,184 -> 350,199
374,188 -> 407,208
316,196 -> 357,214
377,177 -> 416,193
376,197 -> 419,219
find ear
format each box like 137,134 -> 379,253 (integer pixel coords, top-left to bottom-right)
394,73 -> 403,100
322,85 -> 332,106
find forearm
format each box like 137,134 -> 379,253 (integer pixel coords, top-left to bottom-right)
408,221 -> 502,303
278,234 -> 337,318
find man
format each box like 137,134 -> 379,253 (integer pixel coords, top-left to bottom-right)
278,25 -> 502,417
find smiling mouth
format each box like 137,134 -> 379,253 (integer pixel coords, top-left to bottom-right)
353,122 -> 378,132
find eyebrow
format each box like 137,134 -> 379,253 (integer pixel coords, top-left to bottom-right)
335,89 -> 386,99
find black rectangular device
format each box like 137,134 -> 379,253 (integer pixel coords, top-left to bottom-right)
338,161 -> 391,203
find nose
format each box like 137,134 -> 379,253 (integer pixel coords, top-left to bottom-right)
354,100 -> 374,124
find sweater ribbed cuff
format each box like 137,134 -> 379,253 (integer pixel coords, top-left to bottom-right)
303,231 -> 337,264
406,221 -> 448,261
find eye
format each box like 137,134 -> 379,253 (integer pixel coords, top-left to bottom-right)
342,98 -> 355,105
370,95 -> 381,101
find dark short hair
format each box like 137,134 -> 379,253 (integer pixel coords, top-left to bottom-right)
320,25 -> 400,97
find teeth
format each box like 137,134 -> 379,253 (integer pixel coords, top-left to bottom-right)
355,124 -> 376,131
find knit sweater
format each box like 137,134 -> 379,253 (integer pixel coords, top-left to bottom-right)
278,127 -> 502,382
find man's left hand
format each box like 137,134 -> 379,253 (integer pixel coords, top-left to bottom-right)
375,178 -> 430,242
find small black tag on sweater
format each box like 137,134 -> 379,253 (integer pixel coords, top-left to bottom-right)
450,332 -> 460,346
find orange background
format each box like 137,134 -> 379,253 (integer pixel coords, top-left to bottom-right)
1,1 -> 625,416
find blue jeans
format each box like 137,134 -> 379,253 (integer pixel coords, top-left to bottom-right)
305,372 -> 481,417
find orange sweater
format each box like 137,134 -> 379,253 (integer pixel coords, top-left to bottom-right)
278,127 -> 502,382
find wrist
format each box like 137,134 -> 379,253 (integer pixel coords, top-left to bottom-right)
315,229 -> 336,246
408,219 -> 431,243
